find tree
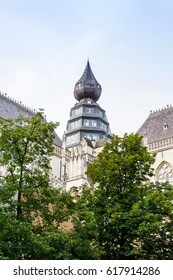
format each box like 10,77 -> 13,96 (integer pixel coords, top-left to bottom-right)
74,134 -> 173,259
0,112 -> 57,221
0,112 -> 75,259
132,181 -> 173,259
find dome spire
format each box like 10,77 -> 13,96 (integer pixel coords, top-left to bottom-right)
74,60 -> 102,102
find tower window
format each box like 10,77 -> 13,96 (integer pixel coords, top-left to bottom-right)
83,119 -> 97,127
98,109 -> 104,118
69,119 -> 81,130
66,132 -> 80,145
84,132 -> 100,141
71,107 -> 82,117
84,107 -> 95,113
100,121 -> 108,132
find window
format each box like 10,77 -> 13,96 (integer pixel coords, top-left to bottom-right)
84,107 -> 95,114
100,121 -> 107,132
98,109 -> 104,118
84,133 -> 100,141
71,107 -> 82,117
163,123 -> 168,130
83,119 -> 97,127
69,119 -> 81,130
66,133 -> 80,145
83,119 -> 89,126
93,133 -> 100,140
92,120 -> 97,127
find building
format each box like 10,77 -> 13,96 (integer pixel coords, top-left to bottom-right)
64,60 -> 111,191
0,91 -> 64,190
138,105 -> 173,184
66,60 -> 111,147
0,61 -> 111,192
1,61 -> 173,191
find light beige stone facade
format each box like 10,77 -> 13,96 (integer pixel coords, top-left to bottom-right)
138,106 -> 173,184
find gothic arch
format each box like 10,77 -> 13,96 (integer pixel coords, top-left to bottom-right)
155,161 -> 173,183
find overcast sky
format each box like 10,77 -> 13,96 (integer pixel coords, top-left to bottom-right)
0,0 -> 173,138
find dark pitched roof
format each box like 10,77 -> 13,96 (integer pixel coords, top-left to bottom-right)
77,60 -> 98,84
138,106 -> 173,143
0,92 -> 35,119
83,137 -> 94,148
54,133 -> 62,147
95,138 -> 107,148
0,92 -> 62,147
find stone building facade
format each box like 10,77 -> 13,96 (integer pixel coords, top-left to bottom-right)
138,105 -> 173,184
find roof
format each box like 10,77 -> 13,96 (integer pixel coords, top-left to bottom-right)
54,132 -> 62,146
0,92 -> 35,119
138,106 -> 173,144
95,138 -> 107,148
0,92 -> 62,147
74,60 -> 102,102
83,137 -> 94,148
77,60 -> 98,84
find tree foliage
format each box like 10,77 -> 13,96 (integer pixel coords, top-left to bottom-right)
0,112 -> 76,259
0,117 -> 173,260
0,112 -> 57,221
74,134 -> 173,259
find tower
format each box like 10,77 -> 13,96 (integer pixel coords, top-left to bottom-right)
66,60 -> 111,147
65,61 -> 111,190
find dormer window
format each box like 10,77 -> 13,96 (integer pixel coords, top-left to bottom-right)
163,123 -> 168,130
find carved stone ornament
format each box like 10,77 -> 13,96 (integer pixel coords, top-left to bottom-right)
156,162 -> 173,183
81,138 -> 87,147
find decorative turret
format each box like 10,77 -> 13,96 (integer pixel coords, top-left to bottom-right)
66,60 -> 111,147
74,60 -> 102,102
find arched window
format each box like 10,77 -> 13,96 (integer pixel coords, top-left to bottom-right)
155,161 -> 173,184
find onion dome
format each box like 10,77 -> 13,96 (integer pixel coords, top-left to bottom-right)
74,60 -> 102,102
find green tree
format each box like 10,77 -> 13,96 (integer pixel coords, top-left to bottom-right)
132,182 -> 173,259
74,134 -> 173,259
0,112 -> 75,259
0,112 -> 57,221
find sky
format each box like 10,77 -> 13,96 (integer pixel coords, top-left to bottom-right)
0,0 -> 173,139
